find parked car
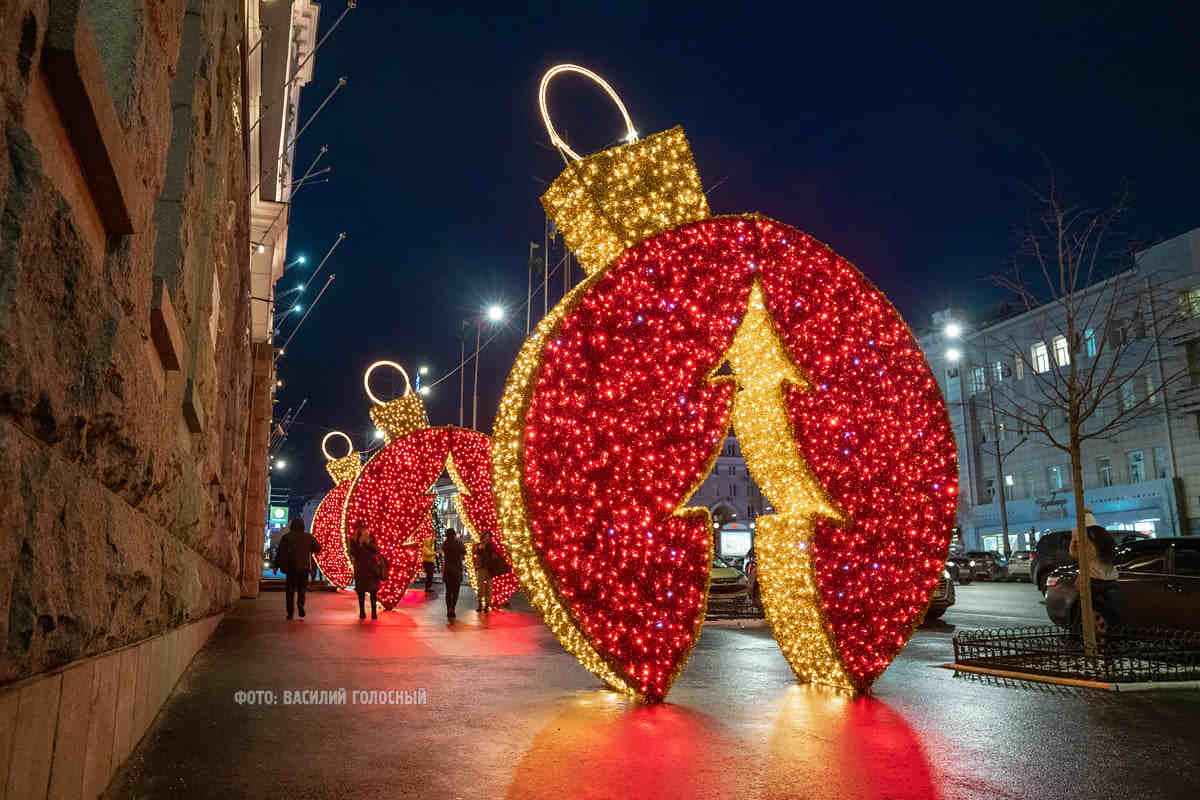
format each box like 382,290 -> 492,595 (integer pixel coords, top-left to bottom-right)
708,555 -> 749,609
925,570 -> 956,620
1044,538 -> 1200,631
1007,550 -> 1033,582
1032,530 -> 1073,593
965,550 -> 1008,581
946,555 -> 974,585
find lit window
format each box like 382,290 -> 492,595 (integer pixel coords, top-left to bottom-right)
1120,379 -> 1136,412
1096,457 -> 1113,487
1032,342 -> 1050,373
992,360 -> 1005,384
1048,465 -> 1064,490
1127,450 -> 1145,482
1180,288 -> 1200,319
969,367 -> 985,394
1145,375 -> 1159,405
1084,328 -> 1096,358
1053,335 -> 1070,367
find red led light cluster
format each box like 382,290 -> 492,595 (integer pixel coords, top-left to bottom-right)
520,216 -> 956,697
448,429 -> 519,606
343,427 -> 517,610
311,482 -> 355,589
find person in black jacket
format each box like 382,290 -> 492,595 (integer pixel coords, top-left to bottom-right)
272,518 -> 322,620
346,521 -> 383,620
441,528 -> 466,621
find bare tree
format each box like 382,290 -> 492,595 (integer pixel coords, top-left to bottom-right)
976,177 -> 1190,656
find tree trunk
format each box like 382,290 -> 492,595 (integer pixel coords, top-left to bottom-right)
1070,434 -> 1098,658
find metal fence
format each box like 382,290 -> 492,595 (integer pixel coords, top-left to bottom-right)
953,626 -> 1200,683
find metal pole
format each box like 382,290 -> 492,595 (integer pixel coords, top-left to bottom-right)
1145,275 -> 1178,534
472,322 -> 482,429
459,331 -> 465,428
989,381 -> 1012,557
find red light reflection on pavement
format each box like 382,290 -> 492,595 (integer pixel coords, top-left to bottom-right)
763,686 -> 942,800
505,696 -> 739,800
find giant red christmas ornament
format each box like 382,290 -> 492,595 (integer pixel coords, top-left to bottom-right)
449,430 -> 520,607
341,362 -> 517,609
309,431 -> 360,589
493,66 -> 957,702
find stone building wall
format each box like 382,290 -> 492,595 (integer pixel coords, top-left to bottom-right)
0,2 -> 260,791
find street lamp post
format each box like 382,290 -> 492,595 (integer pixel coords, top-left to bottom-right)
465,305 -> 505,430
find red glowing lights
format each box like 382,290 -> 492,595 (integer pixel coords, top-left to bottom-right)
513,216 -> 957,698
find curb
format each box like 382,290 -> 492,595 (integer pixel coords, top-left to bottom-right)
941,663 -> 1200,691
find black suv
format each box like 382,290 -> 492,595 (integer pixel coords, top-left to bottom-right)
1032,530 -> 1073,593
1044,538 -> 1200,630
1033,529 -> 1154,592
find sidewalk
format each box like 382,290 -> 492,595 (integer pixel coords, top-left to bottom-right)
105,584 -> 1200,800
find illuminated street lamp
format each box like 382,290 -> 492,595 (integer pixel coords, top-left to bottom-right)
946,348 -> 961,363
462,304 -> 507,429
945,322 -> 962,338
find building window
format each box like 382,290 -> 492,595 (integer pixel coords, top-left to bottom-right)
1179,288 -> 1200,319
1084,328 -> 1097,358
992,360 -> 1005,384
731,484 -> 738,497
1004,474 -> 1015,500
1127,450 -> 1145,483
1145,375 -> 1159,405
1053,335 -> 1070,367
984,478 -> 995,501
1154,446 -> 1168,479
968,366 -> 985,394
1119,379 -> 1136,412
1048,465 -> 1065,491
1097,457 -> 1113,488
1014,356 -> 1024,380
1032,342 -> 1050,373
996,423 -> 1006,441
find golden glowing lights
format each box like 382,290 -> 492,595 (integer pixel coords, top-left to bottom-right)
321,430 -> 354,461
363,361 -> 429,442
495,67 -> 956,701
538,64 -> 638,162
541,127 -> 710,277
712,283 -> 851,689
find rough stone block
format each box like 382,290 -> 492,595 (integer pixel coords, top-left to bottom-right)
150,279 -> 185,372
48,661 -> 95,799
5,672 -> 62,800
81,652 -> 119,799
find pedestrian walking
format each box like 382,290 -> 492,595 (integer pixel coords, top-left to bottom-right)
272,518 -> 322,620
1070,511 -> 1122,629
347,521 -> 385,620
473,538 -> 492,613
441,527 -> 466,621
422,533 -> 438,592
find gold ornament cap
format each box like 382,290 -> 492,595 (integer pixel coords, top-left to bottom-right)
325,453 -> 362,484
538,66 -> 709,276
364,361 -> 428,443
321,432 -> 362,484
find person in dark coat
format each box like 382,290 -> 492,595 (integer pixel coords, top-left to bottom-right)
272,518 -> 322,620
346,521 -> 383,619
441,527 -> 466,621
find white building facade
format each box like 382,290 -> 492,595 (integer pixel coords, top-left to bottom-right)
919,228 -> 1200,552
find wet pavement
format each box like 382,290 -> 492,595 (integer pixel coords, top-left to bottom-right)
106,582 -> 1200,799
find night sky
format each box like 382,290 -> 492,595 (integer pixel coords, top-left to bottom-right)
275,0 -> 1199,503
